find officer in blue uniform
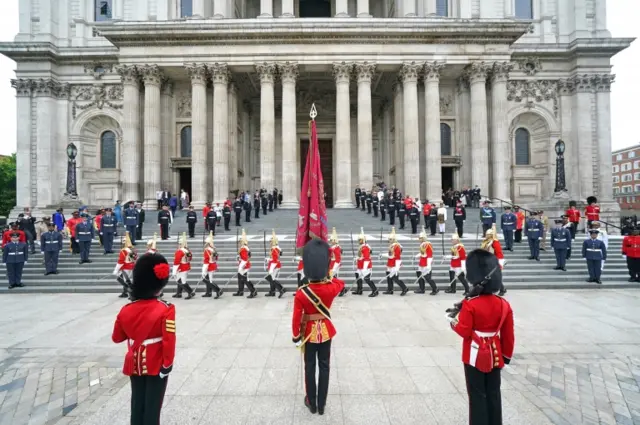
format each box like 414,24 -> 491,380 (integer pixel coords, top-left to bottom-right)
500,206 -> 516,251
550,219 -> 571,271
100,208 -> 117,254
525,211 -> 544,261
582,229 -> 607,284
479,201 -> 496,236
41,222 -> 62,275
75,214 -> 94,264
123,202 -> 139,245
3,233 -> 28,288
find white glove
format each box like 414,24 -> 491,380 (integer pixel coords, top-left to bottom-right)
76,239 -> 80,243
113,264 -> 122,275
172,265 -> 178,276
461,260 -> 466,270
623,255 -> 627,259
24,262 -> 27,265
201,264 -> 208,276
498,259 -> 505,268
601,260 -> 605,271
444,255 -> 452,260
295,340 -> 303,348
538,237 -> 542,240
414,253 -> 420,258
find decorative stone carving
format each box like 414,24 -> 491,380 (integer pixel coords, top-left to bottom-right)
400,62 -> 422,83
140,65 -> 164,86
208,62 -> 229,85
516,57 -> 542,76
571,74 -> 593,92
296,86 -> 334,113
355,62 -> 376,83
32,79 -> 70,98
506,80 -> 558,117
492,62 -> 514,82
71,84 -> 124,118
456,76 -> 470,92
333,62 -> 353,83
279,62 -> 298,84
592,74 -> 615,92
161,80 -> 174,96
176,90 -> 192,118
116,65 -> 139,85
440,95 -> 453,114
83,62 -> 114,80
255,62 -> 277,84
11,79 -> 33,97
557,79 -> 575,96
465,62 -> 491,83
424,61 -> 444,81
391,77 -> 403,93
185,64 -> 208,85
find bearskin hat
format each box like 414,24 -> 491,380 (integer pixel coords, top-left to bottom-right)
131,253 -> 170,299
302,239 -> 331,282
569,200 -> 577,207
587,196 -> 597,205
465,249 -> 503,295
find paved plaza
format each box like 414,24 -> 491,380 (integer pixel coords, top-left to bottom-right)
0,290 -> 639,425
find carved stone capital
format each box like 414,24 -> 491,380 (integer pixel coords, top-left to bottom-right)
572,74 -> 594,93
140,65 -> 163,86
58,83 -> 71,99
424,61 -> 444,82
400,61 -> 422,84
557,78 -> 575,96
208,62 -> 229,85
161,79 -> 174,96
355,62 -> 376,84
392,77 -> 403,93
333,62 -> 353,84
279,62 -> 299,85
185,64 -> 208,85
592,74 -> 615,92
11,79 -> 33,97
116,65 -> 140,86
456,76 -> 470,93
491,62 -> 514,83
255,62 -> 277,85
465,62 -> 490,84
33,79 -> 61,97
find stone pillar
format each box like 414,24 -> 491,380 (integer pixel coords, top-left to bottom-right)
400,62 -> 421,198
335,0 -> 349,16
56,84 -> 71,200
192,0 -> 205,17
392,80 -> 404,190
242,103 -> 251,190
12,79 -> 33,208
117,66 -> 141,203
404,0 -> 417,16
186,64 -> 208,207
141,65 -> 163,208
595,74 -> 614,201
160,81 -> 173,190
467,62 -> 490,193
457,77 -> 471,188
357,0 -> 370,17
259,0 -> 273,17
278,62 -> 299,208
490,62 -> 513,203
356,62 -> 376,191
557,79 -> 575,193
281,0 -> 294,16
210,63 -> 230,203
256,62 -> 276,190
425,0 -> 436,15
228,83 -> 238,191
33,79 -> 57,207
333,62 -> 354,208
424,61 -> 444,202
573,75 -> 594,200
213,0 -> 227,18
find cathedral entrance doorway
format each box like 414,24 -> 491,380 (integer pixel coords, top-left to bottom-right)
179,168 -> 192,201
442,168 -> 454,192
300,138 -> 334,207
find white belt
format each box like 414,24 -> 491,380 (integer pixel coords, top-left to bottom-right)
586,248 -> 602,252
45,241 -> 56,244
475,331 -> 497,338
555,238 -> 566,241
503,222 -> 513,225
129,337 -> 162,346
78,232 -> 90,235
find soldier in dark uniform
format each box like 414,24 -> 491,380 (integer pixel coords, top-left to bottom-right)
525,211 -> 544,261
41,221 -> 62,275
223,203 -> 232,230
397,197 -> 406,230
354,185 -> 361,209
75,214 -> 94,264
3,233 -> 28,288
272,188 -> 278,210
185,205 -> 198,238
582,229 -> 607,284
372,193 -> 379,217
261,191 -> 268,215
100,208 -> 117,254
551,219 -> 571,271
500,206 -> 516,251
409,201 -> 419,234
157,205 -> 172,240
428,204 -> 438,236
253,193 -> 260,219
124,202 -> 139,245
205,207 -> 217,236
453,200 -> 466,238
268,192 -> 274,211
244,197 -> 252,223
388,194 -> 396,225
135,202 -> 145,241
234,198 -> 243,226
365,191 -> 372,214
359,191 -> 366,212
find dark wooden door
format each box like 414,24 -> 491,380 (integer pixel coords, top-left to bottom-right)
300,139 -> 333,207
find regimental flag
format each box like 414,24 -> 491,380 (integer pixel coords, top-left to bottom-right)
296,104 -> 328,254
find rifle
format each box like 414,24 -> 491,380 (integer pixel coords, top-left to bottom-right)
343,230 -> 360,296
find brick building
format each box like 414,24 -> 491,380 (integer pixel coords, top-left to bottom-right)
613,144 -> 640,210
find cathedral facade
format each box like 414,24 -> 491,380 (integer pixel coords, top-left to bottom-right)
0,0 -> 631,211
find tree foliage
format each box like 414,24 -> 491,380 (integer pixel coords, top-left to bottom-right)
0,154 -> 16,217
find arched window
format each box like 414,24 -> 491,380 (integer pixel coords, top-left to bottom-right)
436,0 -> 448,17
440,123 -> 452,156
515,128 -> 530,165
100,130 -> 117,169
515,0 -> 533,19
181,126 -> 192,158
180,0 -> 193,17
95,0 -> 112,21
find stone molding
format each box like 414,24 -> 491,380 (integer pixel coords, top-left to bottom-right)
400,61 -> 422,83
423,61 -> 444,82
557,74 -> 616,93
70,84 -> 124,119
255,62 -> 277,84
572,74 -> 593,93
185,63 -> 208,85
355,61 -> 376,83
116,65 -> 140,86
592,74 -> 615,92
465,61 -> 491,84
11,79 -> 33,97
491,61 -> 513,83
209,62 -> 229,85
333,62 -> 353,83
25,78 -> 71,98
140,65 -> 164,86
557,79 -> 574,96
279,62 -> 299,85
506,79 -> 558,117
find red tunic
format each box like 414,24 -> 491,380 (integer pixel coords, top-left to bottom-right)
2,230 -> 26,247
268,246 -> 282,270
357,243 -> 372,269
67,217 -> 82,238
565,209 -> 581,223
117,248 -> 136,271
623,235 -> 640,258
515,211 -> 525,230
329,245 -> 342,270
173,248 -> 192,272
238,246 -> 251,270
404,198 -> 412,210
204,247 -> 218,272
418,242 -> 433,268
95,214 -> 103,232
292,278 -> 345,344
386,243 -> 402,268
112,299 -> 176,376
452,295 -> 515,369
450,243 -> 467,268
422,204 -> 432,216
585,205 -> 600,221
297,259 -> 304,272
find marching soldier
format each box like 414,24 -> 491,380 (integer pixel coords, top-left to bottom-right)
236,229 -> 258,298
171,233 -> 195,299
514,206 -> 526,243
94,210 -> 104,248
480,201 -> 496,236
388,194 -> 396,225
453,200 -> 466,238
328,228 -> 342,279
201,232 -> 223,298
380,227 -> 408,296
359,190 -> 366,212
113,233 -> 137,298
481,224 -> 507,296
422,201 -> 431,228
444,233 -> 470,295
157,205 -> 172,240
265,230 -> 286,298
293,255 -> 308,290
75,214 -> 94,264
221,202 -> 231,230
355,184 -> 361,209
41,221 -> 62,275
354,228 -> 377,297
4,232 -> 28,288
146,234 -> 158,254
233,198 -> 243,226
582,229 -> 607,284
372,193 -> 379,218
135,202 -> 145,241
409,201 -> 419,234
414,227 -> 438,295
551,219 -> 571,271
100,208 -> 117,254
124,202 -> 139,245
525,211 -> 544,261
436,202 -> 447,234
253,192 -> 260,219
268,192 -> 274,211
585,196 -> 600,230
622,227 -> 640,282
428,203 -> 438,236
565,201 -> 580,239
500,206 -> 516,251
186,205 -> 198,238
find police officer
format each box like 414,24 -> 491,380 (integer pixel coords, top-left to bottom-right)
582,229 -> 607,284
244,197 -> 252,223
551,219 -> 571,271
409,202 -> 419,234
372,193 -> 379,217
428,204 -> 438,236
234,198 -> 243,226
223,203 -> 232,230
3,232 -> 28,288
253,193 -> 260,219
479,201 -> 496,236
453,200 -> 466,238
75,214 -> 94,264
124,202 -> 139,245
100,208 -> 117,254
261,191 -> 268,215
157,205 -> 172,240
41,221 -> 62,275
397,197 -> 406,230
355,185 -> 361,209
206,207 -> 217,236
186,205 -> 198,238
525,211 -> 544,261
500,206 -> 516,251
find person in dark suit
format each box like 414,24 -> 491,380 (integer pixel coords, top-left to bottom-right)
41,222 -> 62,275
75,215 -> 94,264
124,202 -> 139,245
135,202 -> 146,241
100,208 -> 117,254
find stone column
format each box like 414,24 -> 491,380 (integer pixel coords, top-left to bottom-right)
400,62 -> 421,197
210,63 -> 229,203
33,79 -> 57,207
573,75 -> 594,200
595,74 -> 614,201
281,0 -> 294,16
424,61 -> 444,202
335,0 -> 349,16
256,62 -> 276,190
457,77 -> 471,188
279,62 -> 299,208
141,65 -> 163,208
259,0 -> 273,17
467,62 -> 490,193
192,0 -> 205,17
213,1 -> 227,18
425,0 -> 436,15
117,65 -> 141,202
404,0 -> 417,16
356,62 -> 376,191
185,64 -> 208,207
12,79 -> 33,208
557,79 -> 575,193
490,62 -> 513,202
228,82 -> 238,191
160,81 -> 173,190
357,0 -> 370,17
392,80 -> 404,189
333,62 -> 354,208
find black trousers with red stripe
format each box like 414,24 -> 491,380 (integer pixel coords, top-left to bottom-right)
130,375 -> 168,425
464,364 -> 502,425
304,340 -> 332,410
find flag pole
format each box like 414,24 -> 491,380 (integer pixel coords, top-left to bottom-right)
308,104 -> 317,199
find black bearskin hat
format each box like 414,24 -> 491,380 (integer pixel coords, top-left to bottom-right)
302,239 -> 331,282
587,196 -> 597,205
131,253 -> 170,299
465,249 -> 502,295
569,200 -> 577,207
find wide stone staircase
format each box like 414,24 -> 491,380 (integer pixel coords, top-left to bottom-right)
2,206 -> 637,294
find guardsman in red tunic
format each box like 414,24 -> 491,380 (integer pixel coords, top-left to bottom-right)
146,233 -> 158,255
585,196 -> 600,230
422,202 -> 432,228
172,232 -> 195,299
265,230 -> 286,298
380,227 -> 408,296
328,228 -> 342,278
112,253 -> 176,425
445,233 -> 470,295
201,231 -> 223,298
622,227 -> 640,282
481,224 -> 507,296
565,200 -> 581,240
292,239 -> 345,416
514,206 -> 526,244
293,255 -> 307,290
113,232 -> 137,299
414,227 -> 438,295
235,229 -> 257,298
448,249 -> 515,425
354,227 -> 378,297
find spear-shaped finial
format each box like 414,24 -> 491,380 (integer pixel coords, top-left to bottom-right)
310,103 -> 317,120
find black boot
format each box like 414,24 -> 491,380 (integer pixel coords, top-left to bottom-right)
395,275 -> 408,296
184,284 -> 195,300
498,282 -> 507,296
445,271 -> 456,294
246,278 -> 257,298
383,273 -> 393,295
458,273 -> 470,295
365,276 -> 378,297
210,280 -> 223,299
265,276 -> 276,297
234,273 -> 244,296
426,272 -> 439,295
202,278 -> 213,297
275,280 -> 286,298
297,274 -> 302,290
173,281 -> 184,298
414,271 -> 425,294
116,276 -> 129,298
